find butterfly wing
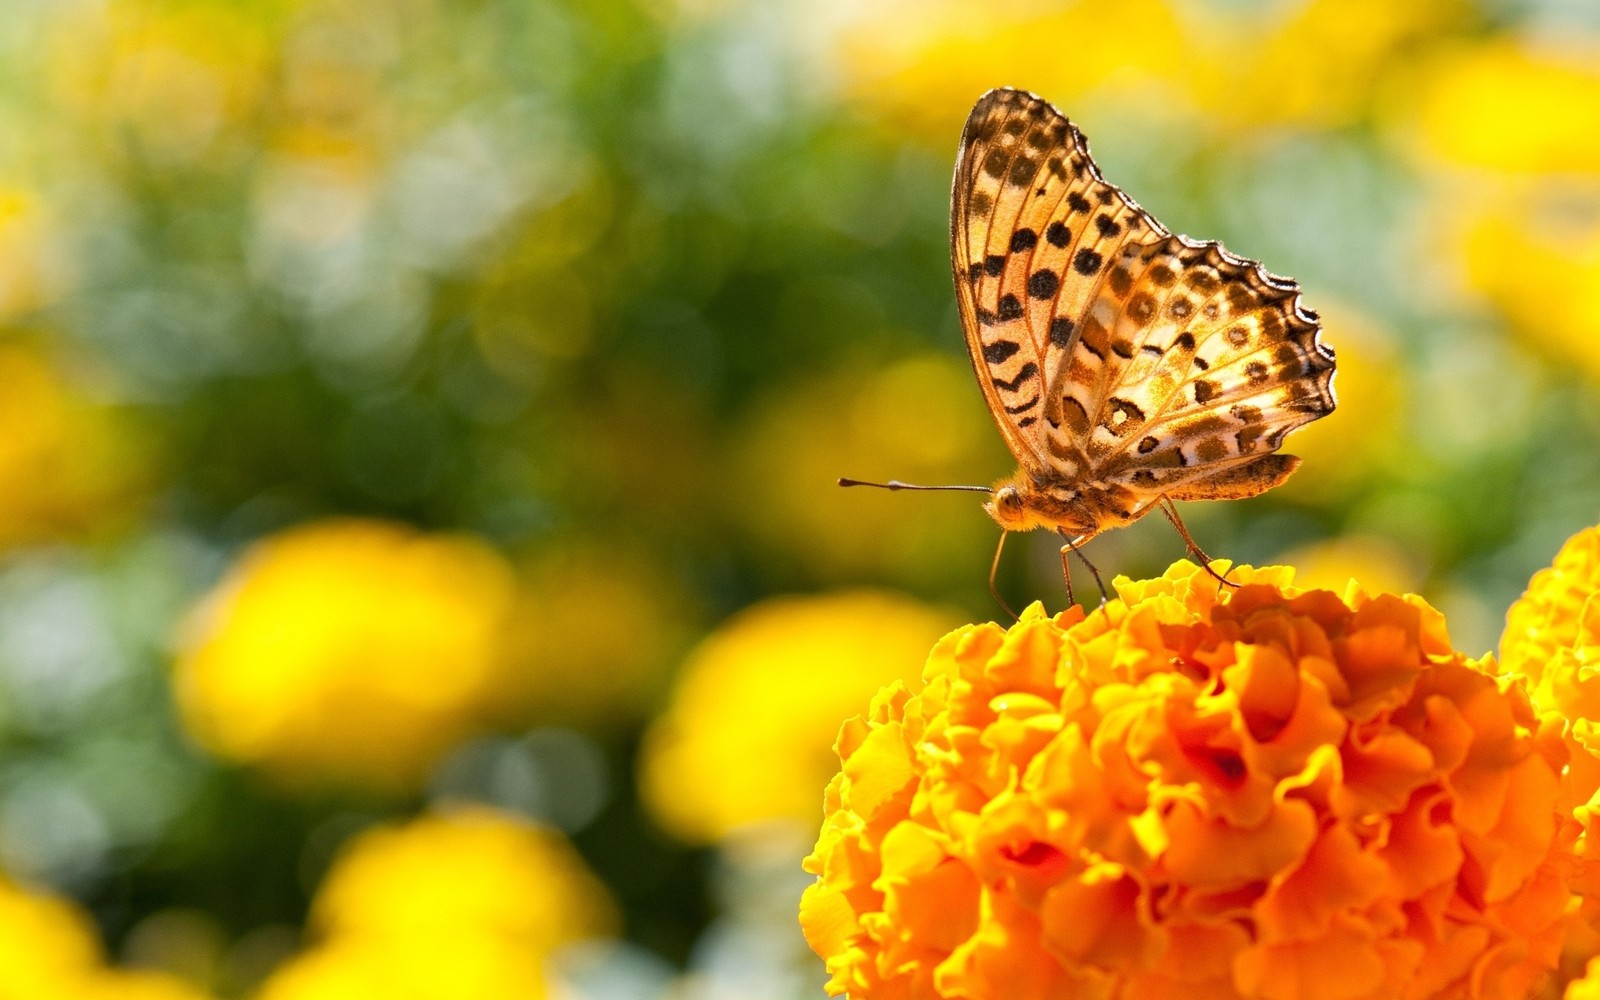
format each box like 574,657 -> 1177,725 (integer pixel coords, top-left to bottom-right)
951,88 -> 1165,482
1071,236 -> 1335,501
951,88 -> 1334,502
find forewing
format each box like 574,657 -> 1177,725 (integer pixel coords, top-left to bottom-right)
951,88 -> 1162,479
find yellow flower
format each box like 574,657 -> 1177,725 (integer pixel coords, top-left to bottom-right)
494,541 -> 689,726
1568,957 -> 1600,1000
0,342 -> 149,551
1408,40 -> 1600,174
1271,535 -> 1422,598
255,807 -> 615,1000
1270,305 -> 1406,504
1197,0 -> 1467,132
1446,190 -> 1600,384
1502,524 -> 1600,692
0,877 -> 214,1000
641,591 -> 957,845
802,561 -> 1574,1000
0,876 -> 103,1000
834,0 -> 1190,137
255,937 -> 551,1000
0,185 -> 58,320
173,519 -> 517,792
1498,524 -> 1600,966
76,970 -> 215,1000
729,356 -> 1007,590
48,0 -> 284,167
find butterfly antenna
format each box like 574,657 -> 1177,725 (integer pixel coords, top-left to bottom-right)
838,478 -> 993,493
1058,530 -> 1108,606
989,531 -> 1019,622
1159,498 -> 1238,589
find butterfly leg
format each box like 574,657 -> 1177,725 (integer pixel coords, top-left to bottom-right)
989,530 -> 1019,622
1158,498 -> 1238,589
1057,530 -> 1108,606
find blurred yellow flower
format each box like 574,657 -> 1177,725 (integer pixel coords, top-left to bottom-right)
77,970 -> 216,1000
1449,193 -> 1600,383
255,937 -> 550,1000
1272,304 -> 1405,502
641,591 -> 956,845
0,341 -> 149,551
1272,535 -> 1423,597
835,0 -> 1189,136
495,541 -> 690,727
49,0 -> 283,167
730,355 -> 1005,590
1200,0 -> 1467,132
0,876 -> 103,1000
0,185 -> 58,320
1570,957 -> 1600,1000
802,561 -> 1574,1000
835,0 -> 1464,138
0,877 -> 213,1000
1409,39 -> 1600,174
173,519 -> 517,792
1498,525 -> 1600,996
256,807 -> 615,1000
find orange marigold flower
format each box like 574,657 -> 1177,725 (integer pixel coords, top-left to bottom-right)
801,561 -> 1576,1000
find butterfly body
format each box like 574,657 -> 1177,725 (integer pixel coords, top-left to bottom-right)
954,88 -> 1335,544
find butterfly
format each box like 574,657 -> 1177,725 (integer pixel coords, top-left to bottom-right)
843,88 -> 1336,606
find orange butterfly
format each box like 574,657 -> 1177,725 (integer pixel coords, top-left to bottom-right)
844,88 -> 1336,607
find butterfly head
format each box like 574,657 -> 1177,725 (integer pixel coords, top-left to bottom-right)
984,477 -> 1098,536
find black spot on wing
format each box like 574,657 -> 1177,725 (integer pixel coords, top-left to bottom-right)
983,340 -> 1021,365
992,362 -> 1039,393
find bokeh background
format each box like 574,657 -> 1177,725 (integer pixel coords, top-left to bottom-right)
0,0 -> 1599,996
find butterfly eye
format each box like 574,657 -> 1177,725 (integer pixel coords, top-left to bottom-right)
996,486 -> 1024,516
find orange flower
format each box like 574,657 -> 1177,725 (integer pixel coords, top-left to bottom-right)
802,561 -> 1575,1000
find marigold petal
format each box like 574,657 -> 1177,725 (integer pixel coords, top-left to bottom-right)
1257,824 -> 1387,941
1038,863 -> 1162,970
1234,913 -> 1394,1000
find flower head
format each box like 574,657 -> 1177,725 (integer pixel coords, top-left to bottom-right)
173,519 -> 517,791
641,591 -> 956,844
0,876 -> 214,1000
802,561 -> 1575,1000
1498,525 -> 1600,962
256,806 -> 615,1000
1502,525 -> 1600,693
